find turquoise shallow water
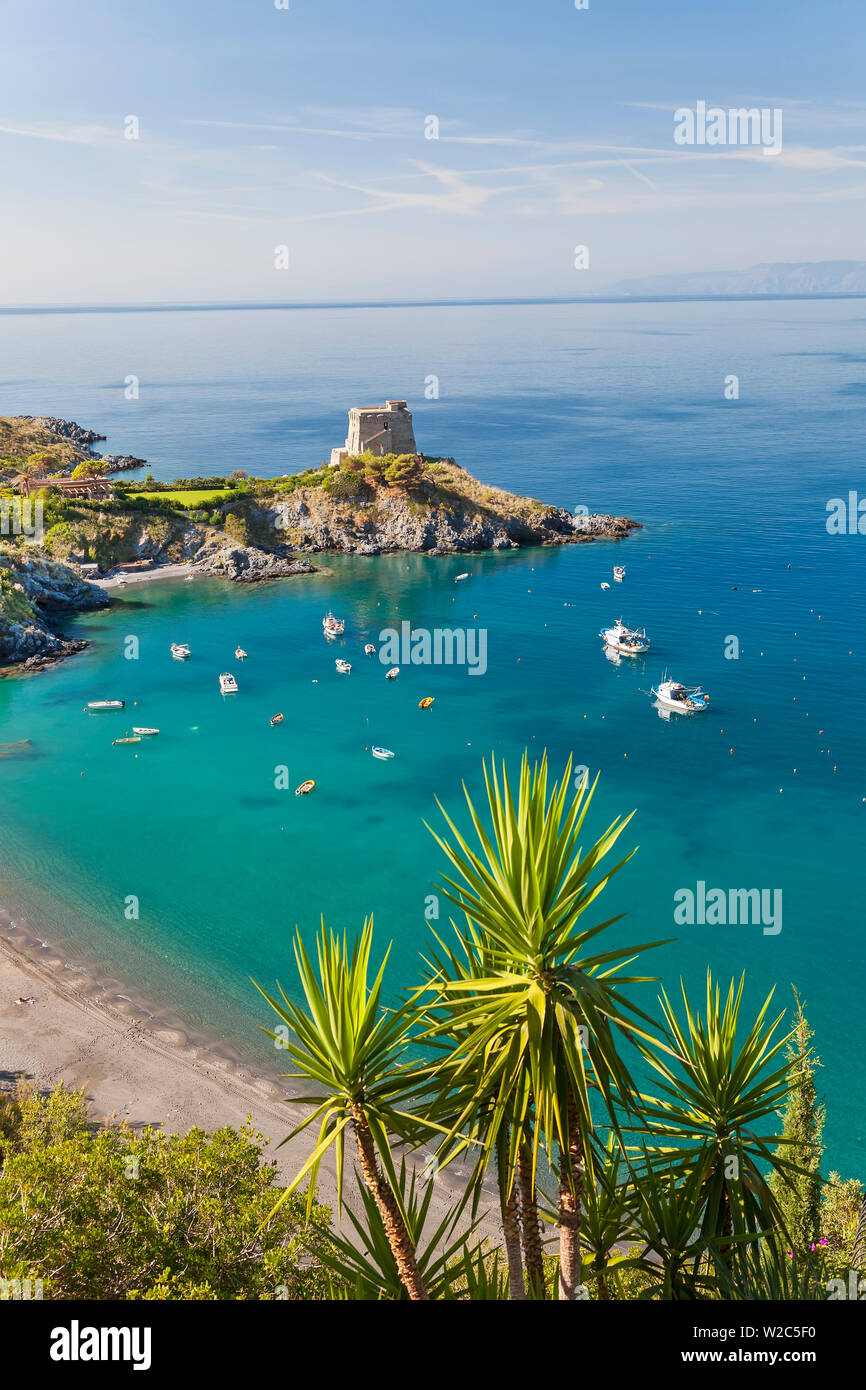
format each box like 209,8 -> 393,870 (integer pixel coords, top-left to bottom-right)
1,299 -> 864,1170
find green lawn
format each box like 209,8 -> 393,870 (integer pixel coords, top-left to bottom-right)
128,489 -> 235,506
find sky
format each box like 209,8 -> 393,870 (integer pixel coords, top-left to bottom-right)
1,0 -> 864,305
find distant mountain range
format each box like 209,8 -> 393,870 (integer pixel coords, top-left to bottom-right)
604,261 -> 866,297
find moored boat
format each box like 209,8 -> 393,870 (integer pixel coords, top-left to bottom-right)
295,778 -> 315,796
371,746 -> 395,759
170,643 -> 191,659
335,659 -> 352,674
385,667 -> 400,680
651,679 -> 710,712
132,727 -> 159,736
218,672 -> 238,694
235,647 -> 248,660
86,700 -> 125,712
613,566 -> 626,582
455,572 -> 470,582
112,736 -> 141,745
364,644 -> 376,655
418,697 -> 435,709
270,713 -> 284,726
322,611 -> 345,638
599,619 -> 650,655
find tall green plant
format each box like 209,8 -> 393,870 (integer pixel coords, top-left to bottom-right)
423,753 -> 666,1298
638,973 -> 795,1255
768,992 -> 825,1256
254,918 -> 430,1300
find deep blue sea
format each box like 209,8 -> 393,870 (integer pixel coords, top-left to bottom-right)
0,299 -> 863,1171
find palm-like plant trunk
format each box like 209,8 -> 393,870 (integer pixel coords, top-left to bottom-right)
351,1108 -> 429,1300
502,1176 -> 526,1300
852,1191 -> 866,1272
518,1144 -> 546,1298
557,1095 -> 584,1300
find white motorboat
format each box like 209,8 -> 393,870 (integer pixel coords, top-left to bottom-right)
599,619 -> 650,655
613,566 -> 626,582
132,727 -> 159,736
364,643 -> 376,655
455,572 -> 470,582
335,659 -> 352,674
651,679 -> 710,712
372,746 -> 395,759
219,672 -> 238,694
170,643 -> 191,659
385,667 -> 400,680
600,582 -> 610,590
322,611 -> 345,638
86,700 -> 125,712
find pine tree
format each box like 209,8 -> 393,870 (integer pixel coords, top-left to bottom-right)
770,991 -> 825,1256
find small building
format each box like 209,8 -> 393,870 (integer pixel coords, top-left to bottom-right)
19,476 -> 113,500
330,400 -> 416,466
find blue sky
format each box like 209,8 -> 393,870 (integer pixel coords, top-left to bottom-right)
1,0 -> 864,303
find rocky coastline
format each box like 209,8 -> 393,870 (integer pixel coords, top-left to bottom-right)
1,423 -> 639,673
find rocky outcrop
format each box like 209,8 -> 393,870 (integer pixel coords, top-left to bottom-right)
0,549 -> 109,671
247,463 -> 638,556
194,543 -> 316,582
13,416 -> 146,475
27,417 -> 106,447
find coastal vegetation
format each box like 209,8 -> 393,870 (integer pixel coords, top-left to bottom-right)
2,754 -> 863,1301
252,753 -> 864,1302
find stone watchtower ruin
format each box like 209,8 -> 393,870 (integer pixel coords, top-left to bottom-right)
330,400 -> 416,466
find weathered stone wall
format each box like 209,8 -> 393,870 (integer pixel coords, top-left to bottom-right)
344,400 -> 416,457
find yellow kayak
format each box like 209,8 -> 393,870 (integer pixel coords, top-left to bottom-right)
418,697 -> 435,709
112,736 -> 141,745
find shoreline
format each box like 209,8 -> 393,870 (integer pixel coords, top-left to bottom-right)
0,908 -> 500,1241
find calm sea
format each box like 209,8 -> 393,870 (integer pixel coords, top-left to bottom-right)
0,299 -> 863,1170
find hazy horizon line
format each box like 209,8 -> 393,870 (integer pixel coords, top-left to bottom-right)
2,291 -> 866,317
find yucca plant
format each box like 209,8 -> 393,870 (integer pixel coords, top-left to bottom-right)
579,1132 -> 643,1298
627,1147 -> 741,1300
253,918 -> 430,1300
303,1158 -> 483,1300
422,752 -> 667,1298
714,1235 -> 832,1301
636,973 -> 796,1261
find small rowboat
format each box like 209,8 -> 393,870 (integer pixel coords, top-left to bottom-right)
335,659 -> 352,674
270,713 -> 284,726
385,667 -> 400,680
86,700 -> 124,712
600,582 -> 610,590
372,746 -> 395,760
455,573 -> 470,582
418,697 -> 435,709
132,727 -> 159,736
171,643 -> 191,659
112,736 -> 141,745
235,647 -> 248,660
364,644 -> 376,655
295,779 -> 315,796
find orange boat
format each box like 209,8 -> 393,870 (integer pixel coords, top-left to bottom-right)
295,779 -> 315,796
270,713 -> 284,726
418,697 -> 435,709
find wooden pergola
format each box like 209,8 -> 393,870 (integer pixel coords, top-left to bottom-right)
18,476 -> 113,500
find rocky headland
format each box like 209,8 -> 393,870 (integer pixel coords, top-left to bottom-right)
1,421 -> 639,670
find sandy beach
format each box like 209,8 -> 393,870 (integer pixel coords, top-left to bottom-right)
94,562 -> 199,591
0,918 -> 498,1245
